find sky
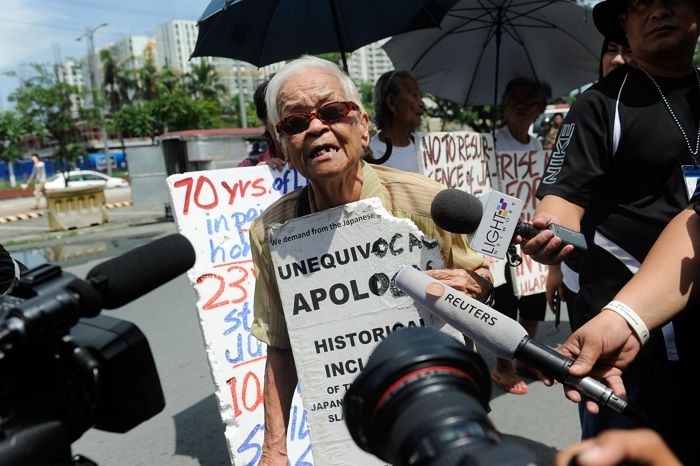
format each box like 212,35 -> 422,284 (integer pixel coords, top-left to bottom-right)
0,0 -> 211,110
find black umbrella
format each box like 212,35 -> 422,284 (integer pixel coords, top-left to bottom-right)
191,0 -> 460,71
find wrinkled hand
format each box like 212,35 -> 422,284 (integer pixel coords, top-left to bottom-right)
424,268 -> 492,302
259,451 -> 289,466
543,311 -> 641,414
518,213 -> 574,265
555,429 -> 681,466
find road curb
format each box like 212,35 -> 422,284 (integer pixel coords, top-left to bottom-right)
0,201 -> 132,224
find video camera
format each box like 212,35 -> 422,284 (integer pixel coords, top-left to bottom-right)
343,327 -> 540,466
0,234 -> 195,466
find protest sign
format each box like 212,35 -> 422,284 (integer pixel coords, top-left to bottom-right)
417,130 -> 495,196
167,166 -> 312,465
493,150 -> 550,296
417,130 -> 506,287
269,198 -> 459,466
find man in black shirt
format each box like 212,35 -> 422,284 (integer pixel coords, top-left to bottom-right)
521,0 -> 700,463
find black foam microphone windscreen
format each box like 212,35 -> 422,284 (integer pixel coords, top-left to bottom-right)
86,233 -> 196,309
430,189 -> 483,234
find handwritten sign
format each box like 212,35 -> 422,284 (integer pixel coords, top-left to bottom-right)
167,166 -> 313,466
417,131 -> 495,196
493,150 -> 550,296
269,198 -> 460,466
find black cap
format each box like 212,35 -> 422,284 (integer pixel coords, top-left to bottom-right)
593,0 -> 628,47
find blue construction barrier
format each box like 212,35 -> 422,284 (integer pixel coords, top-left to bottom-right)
0,151 -> 127,183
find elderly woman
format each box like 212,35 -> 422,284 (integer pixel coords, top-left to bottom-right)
365,70 -> 425,172
249,56 -> 493,465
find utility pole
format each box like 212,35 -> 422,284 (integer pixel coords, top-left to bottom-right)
77,23 -> 112,175
236,60 -> 248,128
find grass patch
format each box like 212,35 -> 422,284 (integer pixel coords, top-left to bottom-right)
4,230 -> 80,248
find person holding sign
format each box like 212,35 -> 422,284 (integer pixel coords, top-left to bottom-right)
249,56 -> 493,465
491,77 -> 550,395
364,70 -> 424,172
520,0 -> 700,463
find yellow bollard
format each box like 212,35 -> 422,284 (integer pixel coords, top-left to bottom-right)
45,186 -> 108,232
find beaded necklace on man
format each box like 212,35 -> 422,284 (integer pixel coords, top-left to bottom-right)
638,65 -> 700,164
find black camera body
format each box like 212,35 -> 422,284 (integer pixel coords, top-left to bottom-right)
0,261 -> 166,465
343,327 -> 539,466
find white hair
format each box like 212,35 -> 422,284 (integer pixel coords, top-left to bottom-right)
265,55 -> 364,142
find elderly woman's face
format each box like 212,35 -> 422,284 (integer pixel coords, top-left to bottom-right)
277,69 -> 369,183
391,76 -> 425,130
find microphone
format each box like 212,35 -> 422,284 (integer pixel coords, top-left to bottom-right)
87,233 -> 196,309
394,266 -> 647,423
1,234 -> 196,349
431,189 -> 587,260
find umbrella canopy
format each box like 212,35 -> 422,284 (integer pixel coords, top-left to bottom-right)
383,0 -> 602,106
192,0 -> 460,71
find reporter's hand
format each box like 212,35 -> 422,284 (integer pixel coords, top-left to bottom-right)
555,429 -> 681,466
518,213 -> 574,265
544,310 -> 641,414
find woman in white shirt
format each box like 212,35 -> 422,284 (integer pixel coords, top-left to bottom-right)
365,70 -> 425,172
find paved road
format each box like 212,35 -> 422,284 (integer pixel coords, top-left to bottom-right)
1,205 -> 583,465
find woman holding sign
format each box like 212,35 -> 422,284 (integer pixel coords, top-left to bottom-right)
364,70 -> 425,172
491,77 -> 551,395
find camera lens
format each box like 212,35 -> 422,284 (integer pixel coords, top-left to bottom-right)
343,327 -> 496,466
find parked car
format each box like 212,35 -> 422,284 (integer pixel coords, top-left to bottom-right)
44,170 -> 130,190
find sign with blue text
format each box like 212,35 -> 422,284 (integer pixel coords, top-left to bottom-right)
167,165 -> 311,465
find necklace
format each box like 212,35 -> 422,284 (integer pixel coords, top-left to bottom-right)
638,65 -> 700,163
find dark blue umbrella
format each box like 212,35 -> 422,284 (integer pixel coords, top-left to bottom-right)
191,0 -> 460,71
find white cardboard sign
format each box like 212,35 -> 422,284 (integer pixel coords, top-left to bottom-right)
269,198 -> 459,466
167,166 -> 314,466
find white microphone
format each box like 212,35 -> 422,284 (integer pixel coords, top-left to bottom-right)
395,266 -> 645,421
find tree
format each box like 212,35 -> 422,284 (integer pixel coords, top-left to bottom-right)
113,104 -> 157,142
184,61 -> 226,101
8,64 -> 85,168
0,111 -> 28,186
419,93 -> 498,132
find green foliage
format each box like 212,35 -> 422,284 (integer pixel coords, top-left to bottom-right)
424,93 -> 497,132
7,64 -> 83,165
354,79 -> 375,122
113,105 -> 156,139
0,111 -> 27,162
184,61 -> 227,101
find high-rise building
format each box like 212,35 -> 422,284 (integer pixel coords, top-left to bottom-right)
155,19 -> 282,104
156,19 -> 208,72
57,59 -> 86,116
113,35 -> 155,71
347,39 -> 395,85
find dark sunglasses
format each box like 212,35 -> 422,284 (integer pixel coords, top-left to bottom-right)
276,101 -> 359,135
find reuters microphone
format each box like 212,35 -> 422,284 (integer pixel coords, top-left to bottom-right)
394,266 -> 650,424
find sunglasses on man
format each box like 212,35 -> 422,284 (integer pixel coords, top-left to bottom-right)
276,101 -> 359,135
